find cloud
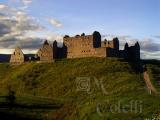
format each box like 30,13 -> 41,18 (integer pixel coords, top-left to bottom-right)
0,37 -> 43,49
126,38 -> 160,59
22,0 -> 32,5
0,3 -> 46,52
0,8 -> 44,38
139,38 -> 160,52
154,35 -> 160,39
0,4 -> 7,9
141,51 -> 160,60
8,0 -> 32,10
0,22 -> 11,36
0,2 -> 64,54
0,4 -> 64,54
102,34 -> 137,50
46,33 -> 63,41
18,37 -> 44,49
20,0 -> 32,10
13,11 -> 44,32
48,18 -> 63,28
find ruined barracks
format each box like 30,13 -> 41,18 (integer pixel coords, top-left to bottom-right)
9,31 -> 140,64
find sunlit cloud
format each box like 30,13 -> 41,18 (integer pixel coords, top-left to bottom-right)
47,18 -> 63,28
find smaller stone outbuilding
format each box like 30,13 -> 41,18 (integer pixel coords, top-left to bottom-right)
10,47 -> 24,64
37,40 -> 57,63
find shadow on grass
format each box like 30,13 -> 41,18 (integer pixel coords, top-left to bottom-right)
0,111 -> 41,120
0,102 -> 62,109
0,102 -> 63,120
118,59 -> 144,73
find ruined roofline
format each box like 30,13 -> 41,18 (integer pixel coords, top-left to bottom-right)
102,38 -> 118,42
13,47 -> 24,54
64,34 -> 93,39
42,40 -> 57,47
124,41 -> 140,48
64,31 -> 101,39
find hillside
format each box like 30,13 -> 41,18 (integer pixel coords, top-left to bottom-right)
0,58 -> 160,120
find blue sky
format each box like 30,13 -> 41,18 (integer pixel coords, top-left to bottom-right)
5,0 -> 160,37
0,0 -> 160,59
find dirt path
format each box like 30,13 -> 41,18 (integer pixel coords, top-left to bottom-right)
143,71 -> 159,95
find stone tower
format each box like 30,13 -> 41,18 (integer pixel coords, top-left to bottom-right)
124,42 -> 129,50
113,37 -> 119,50
10,47 -> 24,64
123,41 -> 140,60
134,41 -> 140,60
92,31 -> 101,48
53,40 -> 58,58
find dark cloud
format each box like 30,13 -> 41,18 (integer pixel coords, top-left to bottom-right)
0,37 -> 18,48
19,37 -> 44,49
154,35 -> 160,39
0,37 -> 44,50
141,51 -> 160,60
0,22 -> 11,36
0,4 -> 45,50
139,39 -> 160,52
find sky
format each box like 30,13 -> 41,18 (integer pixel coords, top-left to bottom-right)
0,0 -> 160,59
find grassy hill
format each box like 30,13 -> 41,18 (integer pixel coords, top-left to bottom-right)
0,58 -> 160,120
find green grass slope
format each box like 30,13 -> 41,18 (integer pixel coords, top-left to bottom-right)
0,58 -> 160,120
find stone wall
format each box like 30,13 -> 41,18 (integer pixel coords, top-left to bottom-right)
64,35 -> 97,58
94,48 -> 107,57
63,32 -> 119,59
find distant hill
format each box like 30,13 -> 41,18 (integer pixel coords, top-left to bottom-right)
0,54 -> 11,62
0,58 -> 160,120
0,54 -> 37,62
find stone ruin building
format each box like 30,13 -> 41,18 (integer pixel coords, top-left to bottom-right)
37,40 -> 57,63
10,47 -> 25,64
62,31 -> 140,60
63,31 -> 120,58
9,31 -> 140,64
10,47 -> 38,64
